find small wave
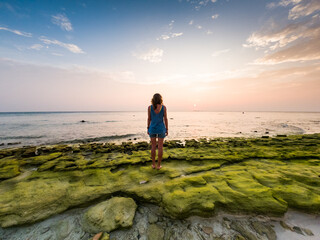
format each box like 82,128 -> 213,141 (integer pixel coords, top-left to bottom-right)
105,120 -> 120,122
0,135 -> 45,140
58,134 -> 137,144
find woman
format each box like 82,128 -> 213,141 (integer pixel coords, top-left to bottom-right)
147,93 -> 168,169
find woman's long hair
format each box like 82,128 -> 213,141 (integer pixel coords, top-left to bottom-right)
151,93 -> 163,110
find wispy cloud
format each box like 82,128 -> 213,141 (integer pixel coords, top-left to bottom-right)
0,26 -> 32,37
267,0 -> 320,20
212,48 -> 230,57
133,48 -> 164,63
157,20 -> 183,40
289,0 -> 320,19
51,14 -> 73,31
189,20 -> 194,25
157,32 -> 183,40
254,37 -> 320,64
247,1 -> 320,64
29,44 -> 43,50
39,36 -> 84,54
243,16 -> 320,50
211,14 -> 219,19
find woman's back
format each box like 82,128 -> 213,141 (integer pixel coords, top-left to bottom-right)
149,104 -> 166,134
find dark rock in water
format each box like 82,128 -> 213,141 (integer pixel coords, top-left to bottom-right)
7,142 -> 21,145
0,143 -> 4,146
128,138 -> 131,141
292,226 -> 305,235
170,118 -> 174,120
80,120 -> 86,123
265,131 -> 269,134
134,138 -> 137,140
261,136 -> 269,138
276,134 -> 287,137
254,131 -> 258,133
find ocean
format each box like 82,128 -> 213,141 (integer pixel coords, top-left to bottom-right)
0,111 -> 320,149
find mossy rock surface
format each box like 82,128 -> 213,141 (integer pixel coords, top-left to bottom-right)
0,134 -> 320,227
82,197 -> 137,233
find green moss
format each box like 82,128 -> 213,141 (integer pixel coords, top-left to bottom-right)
1,133 -> 320,227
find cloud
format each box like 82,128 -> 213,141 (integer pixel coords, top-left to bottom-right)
255,37 -> 320,64
211,14 -> 219,19
189,20 -> 194,25
29,44 -> 43,50
157,32 -> 183,40
51,14 -> 73,31
0,26 -> 32,37
212,49 -> 230,57
267,0 -> 320,19
289,0 -> 320,19
244,16 -> 320,50
39,36 -> 84,54
133,48 -> 164,63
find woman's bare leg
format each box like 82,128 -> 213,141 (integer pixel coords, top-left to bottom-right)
157,138 -> 164,169
151,137 -> 156,168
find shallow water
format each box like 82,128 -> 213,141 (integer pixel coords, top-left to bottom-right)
0,111 -> 319,148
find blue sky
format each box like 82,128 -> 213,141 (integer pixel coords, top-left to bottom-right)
0,0 -> 320,111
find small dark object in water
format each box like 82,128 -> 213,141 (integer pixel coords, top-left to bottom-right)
134,138 -> 137,140
254,131 -> 258,133
265,131 -> 269,134
170,118 -> 174,120
277,134 -> 287,137
0,143 -> 4,146
7,142 -> 21,145
262,136 -> 269,138
239,132 -> 242,134
128,138 -> 131,141
80,120 -> 86,123
242,112 -> 244,114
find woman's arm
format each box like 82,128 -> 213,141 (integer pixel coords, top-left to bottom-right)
147,106 -> 151,135
164,106 -> 168,135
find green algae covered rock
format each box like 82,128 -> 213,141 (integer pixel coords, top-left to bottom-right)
0,157 -> 20,179
0,133 -> 320,227
82,197 -> 137,233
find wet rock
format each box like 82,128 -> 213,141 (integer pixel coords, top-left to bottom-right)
82,197 -> 137,233
53,219 -> 71,240
251,221 -> 276,240
80,120 -> 86,123
280,221 -> 292,231
292,226 -> 304,235
147,224 -> 164,240
148,212 -> 158,224
301,227 -> 314,236
202,226 -> 213,234
230,220 -> 257,240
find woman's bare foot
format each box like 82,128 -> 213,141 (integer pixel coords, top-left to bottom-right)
157,165 -> 162,170
152,164 -> 156,169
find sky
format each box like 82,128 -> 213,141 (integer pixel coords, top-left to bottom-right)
0,0 -> 319,112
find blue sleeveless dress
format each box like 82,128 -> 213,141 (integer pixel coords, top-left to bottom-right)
149,105 -> 166,134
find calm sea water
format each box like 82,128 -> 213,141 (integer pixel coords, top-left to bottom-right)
0,111 -> 320,149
